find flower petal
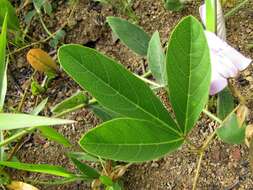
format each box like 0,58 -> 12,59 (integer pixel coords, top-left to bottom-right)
224,44 -> 252,71
199,4 -> 206,26
205,31 -> 252,74
210,54 -> 228,95
210,73 -> 228,95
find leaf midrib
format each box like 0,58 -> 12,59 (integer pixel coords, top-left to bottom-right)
83,137 -> 184,146
63,47 -> 182,137
184,19 -> 193,135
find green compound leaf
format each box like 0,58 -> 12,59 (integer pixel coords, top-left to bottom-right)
217,113 -> 246,144
0,161 -> 74,178
107,16 -> 150,56
58,44 -> 180,134
80,118 -> 183,162
147,31 -> 167,85
166,16 -> 211,134
0,113 -> 74,130
0,0 -> 19,31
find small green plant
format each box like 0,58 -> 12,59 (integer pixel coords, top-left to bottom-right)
58,15 -> 211,162
94,0 -> 138,21
55,1 -> 250,187
164,0 -> 187,11
0,0 -> 252,189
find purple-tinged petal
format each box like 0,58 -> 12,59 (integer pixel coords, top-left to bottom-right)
210,73 -> 228,95
216,56 -> 238,78
205,31 -> 252,78
223,44 -> 252,71
199,4 -> 206,26
210,56 -> 228,95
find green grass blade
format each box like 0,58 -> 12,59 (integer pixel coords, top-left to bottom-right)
69,156 -> 100,179
30,98 -> 48,115
0,161 -> 74,178
0,113 -> 75,130
0,0 -> 19,30
0,13 -> 8,111
39,126 -> 72,147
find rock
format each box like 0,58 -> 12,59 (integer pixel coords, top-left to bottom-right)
231,148 -> 241,161
151,162 -> 159,168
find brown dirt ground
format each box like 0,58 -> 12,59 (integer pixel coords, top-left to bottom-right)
5,0 -> 253,189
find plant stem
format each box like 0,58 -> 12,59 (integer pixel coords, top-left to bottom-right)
191,129 -> 217,189
17,72 -> 36,112
53,98 -> 97,118
225,0 -> 249,18
0,127 -> 36,148
141,70 -> 152,78
192,152 -> 204,190
185,138 -> 199,151
99,157 -> 108,176
38,13 -> 54,37
7,36 -> 52,56
202,109 -> 222,124
202,130 -> 217,150
0,131 -> 4,161
135,74 -> 162,88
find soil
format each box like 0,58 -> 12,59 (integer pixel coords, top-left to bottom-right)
5,0 -> 253,189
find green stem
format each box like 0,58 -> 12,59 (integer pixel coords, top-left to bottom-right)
0,131 -> 4,161
225,0 -> 249,18
38,13 -> 53,37
141,70 -> 152,78
0,127 -> 36,148
17,72 -> 36,112
191,128 -> 217,189
186,142 -> 199,152
192,152 -> 204,190
202,109 -> 222,124
135,74 -> 162,88
53,101 -> 95,118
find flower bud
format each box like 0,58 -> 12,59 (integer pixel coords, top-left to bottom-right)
27,48 -> 58,74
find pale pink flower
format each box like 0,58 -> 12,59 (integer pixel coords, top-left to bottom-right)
199,2 -> 252,95
205,31 -> 252,95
